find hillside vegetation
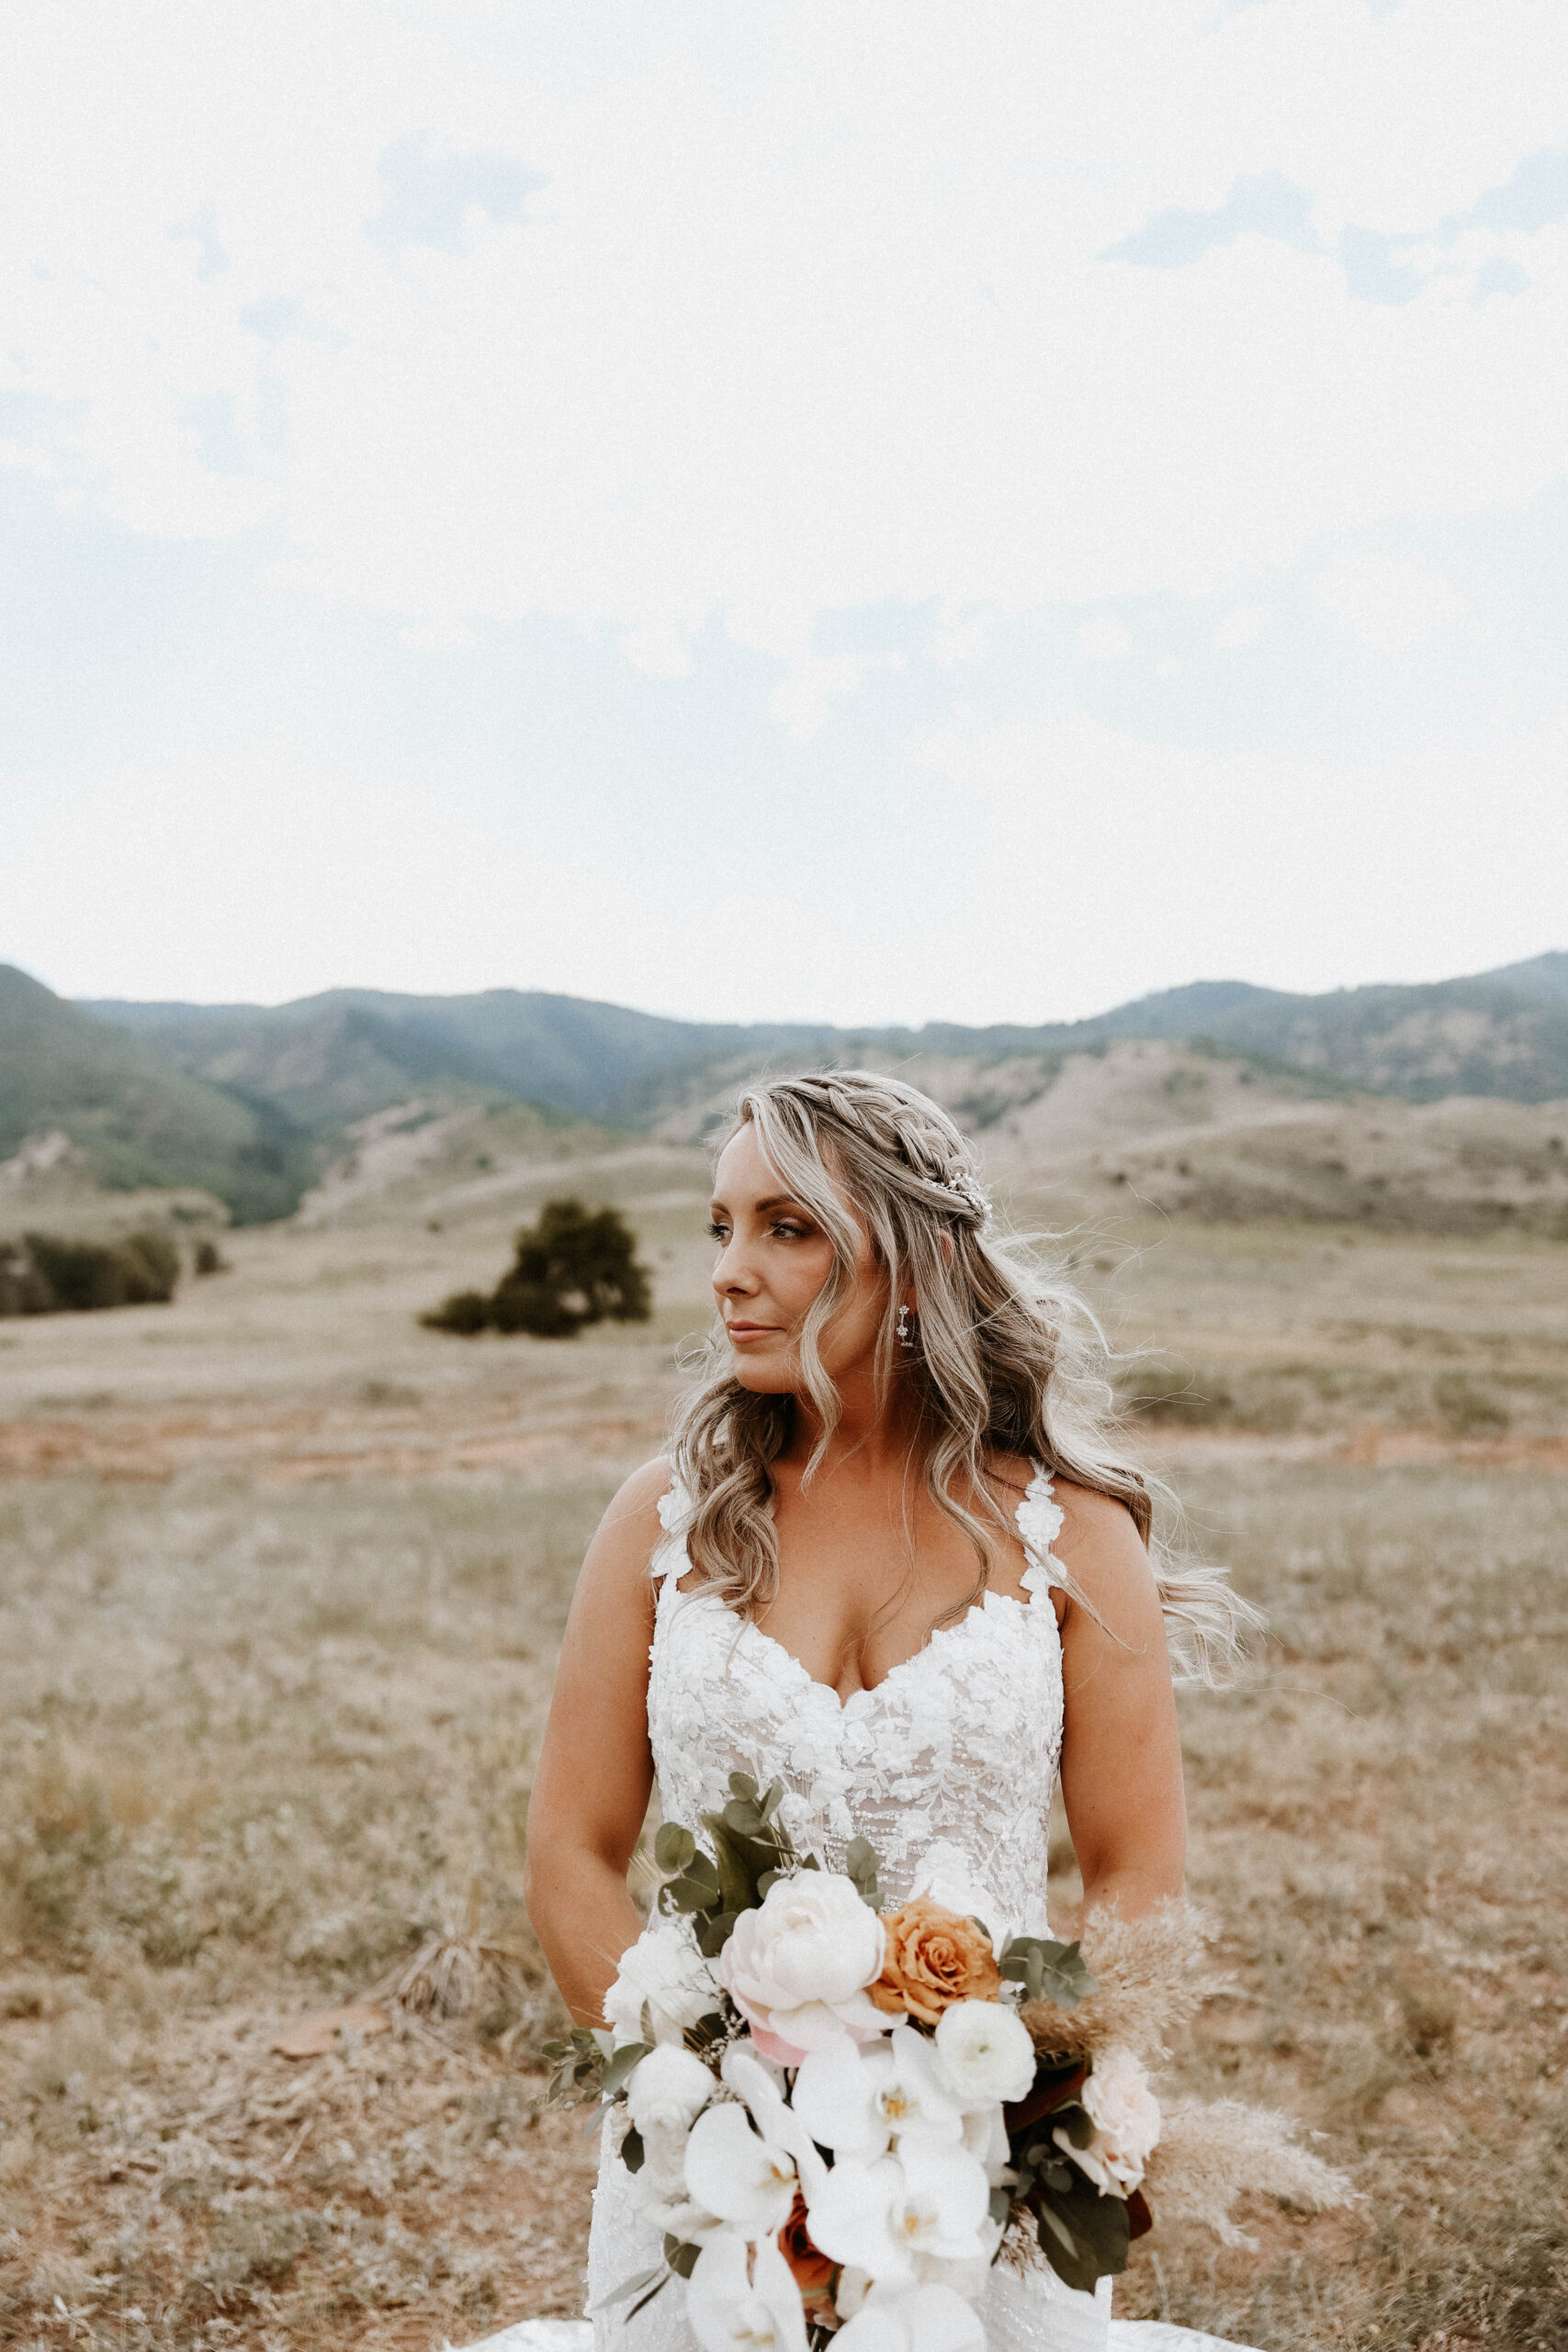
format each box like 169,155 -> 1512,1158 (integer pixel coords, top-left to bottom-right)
5,952 -> 1567,1226
0,968 -> 311,1223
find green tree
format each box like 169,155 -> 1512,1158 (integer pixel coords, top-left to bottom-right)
420,1198 -> 653,1339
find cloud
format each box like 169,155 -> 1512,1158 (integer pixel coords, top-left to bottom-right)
1101,173 -> 1316,268
364,133 -> 546,255
0,2 -> 1565,665
1076,617 -> 1133,662
1213,605 -> 1269,650
1314,555 -> 1466,650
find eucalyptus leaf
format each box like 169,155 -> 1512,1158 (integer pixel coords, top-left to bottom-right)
592,2265 -> 668,2314
625,2275 -> 672,2322
844,1836 -> 881,1908
1031,2171 -> 1131,2294
987,2186 -> 1012,2227
654,1823 -> 697,1871
697,1910 -> 739,1959
728,1770 -> 760,1802
664,2237 -> 702,2280
622,2128 -> 646,2175
600,2040 -> 653,2098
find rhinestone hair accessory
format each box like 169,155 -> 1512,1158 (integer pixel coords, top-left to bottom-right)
938,1169 -> 991,1223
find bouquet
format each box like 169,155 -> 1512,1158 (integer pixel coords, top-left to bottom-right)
548,1776 -> 1202,2352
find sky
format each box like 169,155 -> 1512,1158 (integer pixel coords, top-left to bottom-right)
2,0 -> 1566,1028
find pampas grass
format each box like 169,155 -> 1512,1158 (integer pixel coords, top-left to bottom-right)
1021,1896 -> 1221,2061
1143,2099 -> 1353,2245
1018,1900 -> 1352,2252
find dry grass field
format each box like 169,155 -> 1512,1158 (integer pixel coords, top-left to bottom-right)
1,1182 -> 1566,2351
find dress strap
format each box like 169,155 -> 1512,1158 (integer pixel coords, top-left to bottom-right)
1014,1463 -> 1067,1599
649,1475 -> 693,1587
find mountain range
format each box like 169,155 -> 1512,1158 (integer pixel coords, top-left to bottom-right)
1,951 -> 1564,1222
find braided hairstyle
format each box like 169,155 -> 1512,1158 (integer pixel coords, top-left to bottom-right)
668,1068 -> 1253,1683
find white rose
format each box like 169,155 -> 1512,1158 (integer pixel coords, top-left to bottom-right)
717,1871 -> 887,2065
1057,2044 -> 1161,2195
933,1997 -> 1037,2107
603,1917 -> 720,2049
626,2042 -> 716,2137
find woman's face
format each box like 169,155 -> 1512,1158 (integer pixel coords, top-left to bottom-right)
708,1121 -> 888,1396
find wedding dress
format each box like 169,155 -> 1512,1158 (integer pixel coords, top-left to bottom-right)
464,1472 -> 1257,2352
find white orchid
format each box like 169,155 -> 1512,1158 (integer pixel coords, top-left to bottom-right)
805,2141 -> 991,2287
718,1871 -> 887,2065
960,2098 -> 1014,2188
933,1996 -> 1037,2107
887,2141 -> 993,2268
604,1917 -> 721,2048
682,2098 -> 800,2238
802,2153 -> 909,2283
794,2027 -> 964,2160
833,2281 -> 987,2352
685,2230 -> 808,2352
722,2041 -> 828,2201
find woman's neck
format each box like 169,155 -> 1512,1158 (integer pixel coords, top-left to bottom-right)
782,1368 -> 923,1481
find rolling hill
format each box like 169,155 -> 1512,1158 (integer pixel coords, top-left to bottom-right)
0,966 -> 313,1223
3,949 -> 1565,1225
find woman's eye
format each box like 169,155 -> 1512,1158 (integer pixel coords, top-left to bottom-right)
707,1222 -> 729,1242
771,1221 -> 808,1240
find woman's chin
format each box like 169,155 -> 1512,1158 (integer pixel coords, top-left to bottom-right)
728,1350 -> 795,1395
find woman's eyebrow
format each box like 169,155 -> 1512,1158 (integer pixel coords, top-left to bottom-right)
708,1194 -> 801,1216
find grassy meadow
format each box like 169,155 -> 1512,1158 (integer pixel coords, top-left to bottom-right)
0,1189 -> 1565,2350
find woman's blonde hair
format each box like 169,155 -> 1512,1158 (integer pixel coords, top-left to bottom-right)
668,1068 -> 1256,1684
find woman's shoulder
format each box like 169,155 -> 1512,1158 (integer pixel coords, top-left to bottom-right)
581,1456 -> 680,1588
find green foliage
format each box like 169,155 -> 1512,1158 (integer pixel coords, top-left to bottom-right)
193,1238 -> 229,1275
0,963 -> 316,1224
0,1228 -> 180,1317
420,1198 -> 653,1339
997,1931 -> 1098,2007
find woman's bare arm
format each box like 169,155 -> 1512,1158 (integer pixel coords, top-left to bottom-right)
523,1459 -> 671,2026
1052,1481 -> 1187,1924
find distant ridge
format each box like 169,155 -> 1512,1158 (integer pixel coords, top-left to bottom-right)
0,948 -> 1559,1222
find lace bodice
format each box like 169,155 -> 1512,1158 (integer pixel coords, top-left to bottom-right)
645,1468 -> 1068,1941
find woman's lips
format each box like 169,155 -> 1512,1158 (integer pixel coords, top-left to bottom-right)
725,1321 -> 780,1342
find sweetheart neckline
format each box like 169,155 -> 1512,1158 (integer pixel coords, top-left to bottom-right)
701,1580 -> 1044,1713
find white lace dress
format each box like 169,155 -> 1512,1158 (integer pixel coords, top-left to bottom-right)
464,1472 -> 1255,2352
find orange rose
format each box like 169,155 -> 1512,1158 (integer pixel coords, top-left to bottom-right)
778,2190 -> 837,2316
870,1894 -> 1001,2024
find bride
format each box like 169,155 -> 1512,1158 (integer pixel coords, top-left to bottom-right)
502,1070 -> 1264,2352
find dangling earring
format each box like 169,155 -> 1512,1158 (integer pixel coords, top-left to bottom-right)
897,1302 -> 914,1351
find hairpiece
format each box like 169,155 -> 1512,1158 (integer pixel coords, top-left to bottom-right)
939,1170 -> 991,1223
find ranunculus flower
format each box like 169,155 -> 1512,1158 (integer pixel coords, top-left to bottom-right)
834,2282 -> 986,2352
718,1871 -> 887,2065
933,1996 -> 1037,2108
626,2042 -> 716,2137
683,2098 -> 800,2238
687,2230 -> 808,2352
870,1899 -> 1001,2025
1060,2043 -> 1161,2194
604,1917 -> 720,2048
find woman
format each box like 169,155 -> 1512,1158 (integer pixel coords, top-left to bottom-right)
519,1071 -> 1257,2352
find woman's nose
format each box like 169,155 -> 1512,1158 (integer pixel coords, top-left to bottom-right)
712,1238 -> 756,1295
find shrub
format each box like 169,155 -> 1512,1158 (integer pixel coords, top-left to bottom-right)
0,1230 -> 180,1316
420,1198 -> 653,1339
193,1238 -> 230,1275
